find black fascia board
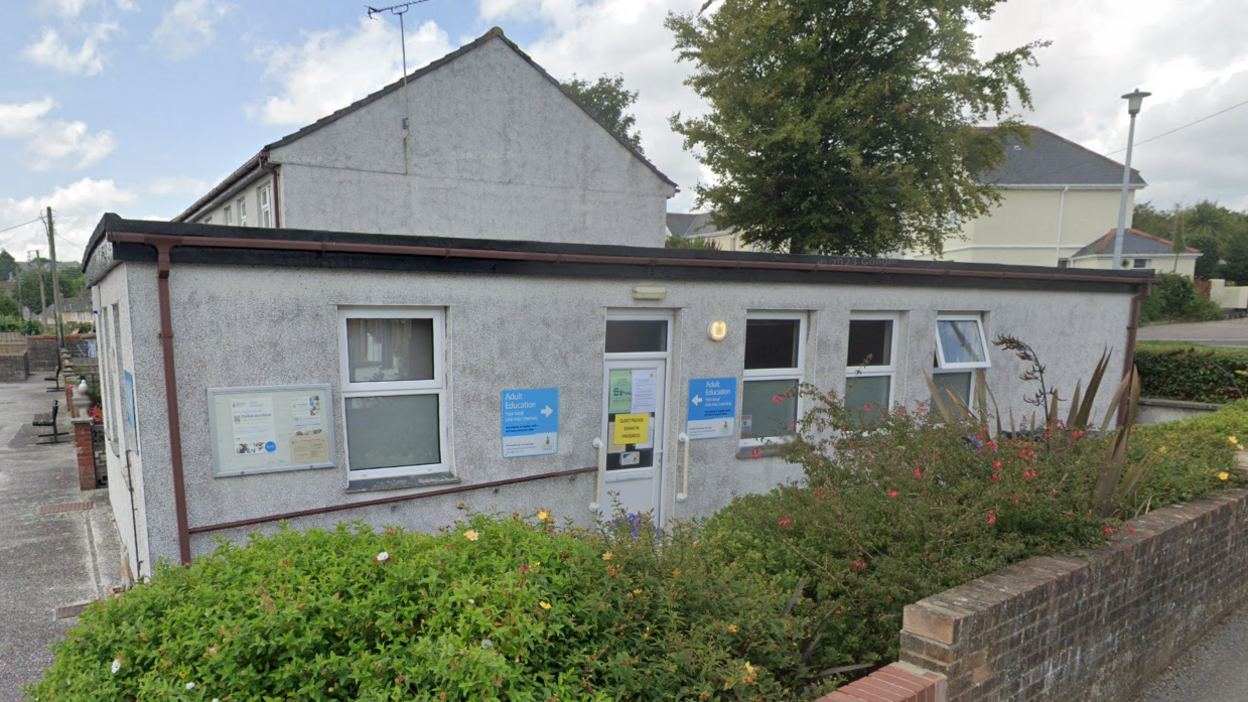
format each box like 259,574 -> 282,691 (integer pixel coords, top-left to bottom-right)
86,214 -> 1153,295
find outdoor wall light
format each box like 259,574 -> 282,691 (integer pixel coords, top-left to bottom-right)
707,320 -> 728,341
632,285 -> 667,301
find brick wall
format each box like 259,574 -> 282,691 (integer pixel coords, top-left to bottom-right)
899,488 -> 1248,702
27,335 -> 59,373
0,352 -> 27,381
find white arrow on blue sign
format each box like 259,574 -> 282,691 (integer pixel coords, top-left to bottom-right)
687,377 -> 737,440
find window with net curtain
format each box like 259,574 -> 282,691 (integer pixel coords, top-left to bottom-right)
740,314 -> 805,445
845,315 -> 897,425
340,309 -> 446,479
932,315 -> 991,407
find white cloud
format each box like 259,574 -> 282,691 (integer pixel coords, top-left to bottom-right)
152,0 -> 230,61
0,99 -> 117,170
248,17 -> 453,126
23,22 -> 119,76
0,178 -> 137,258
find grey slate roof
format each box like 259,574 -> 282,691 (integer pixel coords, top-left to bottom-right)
982,127 -> 1146,187
1072,229 -> 1200,258
666,212 -> 734,239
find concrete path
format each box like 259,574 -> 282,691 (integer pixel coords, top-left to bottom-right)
0,378 -> 121,702
1131,596 -> 1248,702
1139,317 -> 1248,348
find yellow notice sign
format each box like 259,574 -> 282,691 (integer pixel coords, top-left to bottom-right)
613,413 -> 650,445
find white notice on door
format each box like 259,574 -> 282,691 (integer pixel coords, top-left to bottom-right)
631,370 -> 656,414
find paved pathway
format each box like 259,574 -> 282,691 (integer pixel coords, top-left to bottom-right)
0,378 -> 121,702
1139,318 -> 1248,348
1131,595 -> 1248,702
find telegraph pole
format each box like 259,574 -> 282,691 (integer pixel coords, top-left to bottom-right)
45,207 -> 65,348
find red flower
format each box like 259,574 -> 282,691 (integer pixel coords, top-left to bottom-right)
1127,526 -> 1136,535
987,510 -> 996,525
864,405 -> 871,412
993,461 -> 1002,470
888,489 -> 898,498
778,519 -> 792,528
751,447 -> 762,459
914,468 -> 922,479
852,560 -> 866,570
991,473 -> 1000,481
772,395 -> 783,404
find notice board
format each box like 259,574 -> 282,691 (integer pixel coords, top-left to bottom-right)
207,384 -> 336,477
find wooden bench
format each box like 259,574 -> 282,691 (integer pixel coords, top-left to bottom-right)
33,400 -> 65,444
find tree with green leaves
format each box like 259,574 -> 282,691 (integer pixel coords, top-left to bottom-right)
16,267 -> 82,315
560,74 -> 645,155
666,0 -> 1047,256
0,292 -> 18,318
0,250 -> 17,281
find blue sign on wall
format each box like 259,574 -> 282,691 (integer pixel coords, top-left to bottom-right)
501,387 -> 559,458
687,377 -> 737,440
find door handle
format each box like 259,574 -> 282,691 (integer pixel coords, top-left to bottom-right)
590,438 -> 605,511
676,432 -> 690,502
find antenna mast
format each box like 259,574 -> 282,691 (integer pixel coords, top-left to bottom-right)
366,0 -> 433,133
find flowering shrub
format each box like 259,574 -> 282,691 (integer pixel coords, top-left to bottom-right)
27,512 -> 809,701
1128,400 -> 1247,510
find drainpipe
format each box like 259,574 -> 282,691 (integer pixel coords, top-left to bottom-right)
1055,186 -> 1069,266
1118,281 -> 1152,427
153,239 -> 192,565
259,151 -> 281,229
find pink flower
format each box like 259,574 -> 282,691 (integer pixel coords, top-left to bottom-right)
852,560 -> 866,570
888,489 -> 898,498
987,510 -> 996,525
778,519 -> 792,527
864,405 -> 872,412
751,447 -> 762,459
1104,524 -> 1115,535
773,395 -> 783,404
914,469 -> 922,479
993,461 -> 1002,470
1127,526 -> 1136,535
991,473 -> 1000,481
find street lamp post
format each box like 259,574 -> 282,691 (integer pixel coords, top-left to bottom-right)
1113,88 -> 1150,270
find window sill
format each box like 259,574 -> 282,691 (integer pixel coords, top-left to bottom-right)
735,443 -> 787,460
347,471 -> 459,493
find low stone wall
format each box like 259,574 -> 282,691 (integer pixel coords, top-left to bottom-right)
1138,397 -> 1222,425
898,488 -> 1248,702
0,352 -> 28,381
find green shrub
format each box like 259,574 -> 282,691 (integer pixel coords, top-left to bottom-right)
1139,273 -> 1220,324
1135,342 -> 1248,403
1129,401 -> 1248,510
27,512 -> 810,702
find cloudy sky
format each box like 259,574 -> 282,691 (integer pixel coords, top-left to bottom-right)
1,0 -> 1245,262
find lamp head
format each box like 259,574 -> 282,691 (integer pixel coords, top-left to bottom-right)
1122,88 -> 1151,116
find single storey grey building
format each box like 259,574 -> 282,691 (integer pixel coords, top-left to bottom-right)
85,214 -> 1151,578
82,29 -> 1153,579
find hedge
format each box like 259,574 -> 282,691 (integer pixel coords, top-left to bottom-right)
26,399 -> 1247,701
1135,342 -> 1248,403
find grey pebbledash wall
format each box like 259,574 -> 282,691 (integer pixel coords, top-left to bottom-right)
900,485 -> 1248,702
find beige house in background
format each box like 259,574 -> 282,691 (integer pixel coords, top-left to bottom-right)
671,127 -> 1166,270
1067,228 -> 1200,277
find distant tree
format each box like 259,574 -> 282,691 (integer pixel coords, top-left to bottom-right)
0,292 -> 18,318
664,234 -> 721,250
16,267 -> 81,314
666,0 -> 1046,256
560,74 -> 645,155
0,250 -> 17,281
1132,202 -> 1173,239
1218,230 -> 1248,285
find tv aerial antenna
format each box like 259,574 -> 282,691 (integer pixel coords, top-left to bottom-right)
366,0 -> 435,131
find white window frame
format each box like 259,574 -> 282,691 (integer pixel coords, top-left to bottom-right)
934,314 -> 991,371
845,312 -> 900,411
338,307 -> 448,481
740,311 -> 807,448
224,205 -> 233,225
258,185 -> 272,228
236,197 -> 247,226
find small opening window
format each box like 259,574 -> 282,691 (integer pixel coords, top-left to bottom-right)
605,320 -> 668,354
1132,258 -> 1149,269
740,313 -> 806,445
845,314 -> 899,423
935,316 -> 990,370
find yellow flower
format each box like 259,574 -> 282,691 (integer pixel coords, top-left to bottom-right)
464,530 -> 479,541
745,662 -> 756,676
672,569 -> 682,577
601,551 -> 614,561
537,510 -> 549,521
728,624 -> 738,633
533,561 -> 541,567
1230,436 -> 1239,445
1219,472 -> 1230,481
1239,445 -> 1245,451
539,601 -> 551,610
1158,446 -> 1168,454
633,589 -> 643,595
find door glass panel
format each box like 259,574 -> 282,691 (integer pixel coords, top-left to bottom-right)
605,320 -> 668,354
605,366 -> 659,471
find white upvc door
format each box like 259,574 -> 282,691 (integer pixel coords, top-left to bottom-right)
600,312 -> 671,522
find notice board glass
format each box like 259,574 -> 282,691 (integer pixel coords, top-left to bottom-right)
207,384 -> 336,477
